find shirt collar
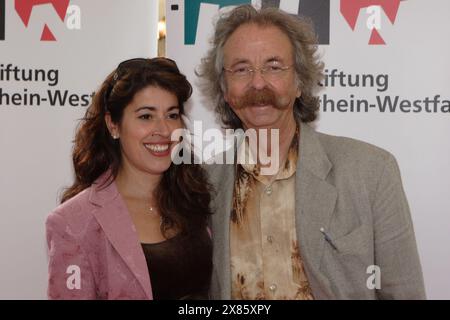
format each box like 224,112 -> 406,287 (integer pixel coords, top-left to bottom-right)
237,123 -> 299,184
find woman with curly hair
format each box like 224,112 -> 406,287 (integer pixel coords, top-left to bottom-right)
46,57 -> 213,300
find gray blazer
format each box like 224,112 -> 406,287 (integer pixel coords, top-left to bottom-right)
205,123 -> 426,299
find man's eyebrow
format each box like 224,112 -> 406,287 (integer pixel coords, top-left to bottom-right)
228,58 -> 251,67
265,56 -> 285,63
227,56 -> 286,67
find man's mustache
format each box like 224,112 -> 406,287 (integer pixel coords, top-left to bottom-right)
234,88 -> 287,110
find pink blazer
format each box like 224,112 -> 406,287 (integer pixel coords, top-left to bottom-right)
46,172 -> 153,299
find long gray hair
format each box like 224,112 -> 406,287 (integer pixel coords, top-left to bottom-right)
196,4 -> 324,129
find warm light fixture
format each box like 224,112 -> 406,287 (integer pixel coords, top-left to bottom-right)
158,18 -> 166,40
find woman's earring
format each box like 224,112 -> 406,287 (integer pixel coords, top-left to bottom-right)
112,134 -> 119,140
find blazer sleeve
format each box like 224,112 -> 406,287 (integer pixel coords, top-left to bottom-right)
372,153 -> 426,299
46,210 -> 97,299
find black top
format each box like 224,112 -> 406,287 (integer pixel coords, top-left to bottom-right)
141,228 -> 212,300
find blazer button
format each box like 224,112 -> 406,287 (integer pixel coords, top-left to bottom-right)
265,186 -> 272,195
269,284 -> 277,292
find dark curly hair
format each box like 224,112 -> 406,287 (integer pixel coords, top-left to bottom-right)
62,57 -> 213,236
196,5 -> 324,129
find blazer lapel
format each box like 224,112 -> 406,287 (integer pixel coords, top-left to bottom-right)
295,124 -> 337,299
209,163 -> 235,300
89,173 -> 152,299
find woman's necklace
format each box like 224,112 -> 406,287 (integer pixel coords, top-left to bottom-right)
148,197 -> 157,215
148,203 -> 163,227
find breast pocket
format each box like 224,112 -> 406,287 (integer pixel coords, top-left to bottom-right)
330,224 -> 372,256
318,224 -> 375,298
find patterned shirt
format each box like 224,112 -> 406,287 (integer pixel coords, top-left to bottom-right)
230,127 -> 314,300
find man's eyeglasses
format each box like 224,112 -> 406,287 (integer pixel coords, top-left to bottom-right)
223,63 -> 294,83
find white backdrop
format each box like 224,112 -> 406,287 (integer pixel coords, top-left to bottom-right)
0,0 -> 158,299
166,0 -> 450,299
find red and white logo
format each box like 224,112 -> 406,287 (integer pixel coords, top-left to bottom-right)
1,0 -> 81,41
340,0 -> 405,45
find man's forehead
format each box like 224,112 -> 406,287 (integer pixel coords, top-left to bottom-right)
223,24 -> 294,63
225,23 -> 289,45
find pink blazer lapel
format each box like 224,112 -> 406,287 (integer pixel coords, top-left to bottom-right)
88,172 -> 152,299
